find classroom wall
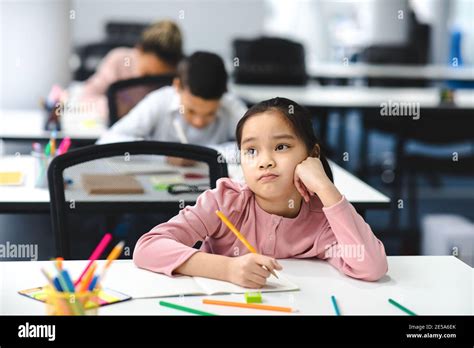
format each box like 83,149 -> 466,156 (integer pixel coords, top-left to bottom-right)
0,0 -> 72,109
264,0 -> 410,62
69,0 -> 266,60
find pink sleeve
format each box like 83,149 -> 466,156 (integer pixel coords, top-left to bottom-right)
81,48 -> 125,98
133,178 -> 245,276
316,196 -> 388,281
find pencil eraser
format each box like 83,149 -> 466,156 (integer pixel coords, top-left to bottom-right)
245,291 -> 262,303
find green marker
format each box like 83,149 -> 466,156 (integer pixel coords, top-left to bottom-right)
388,298 -> 416,316
159,300 -> 217,316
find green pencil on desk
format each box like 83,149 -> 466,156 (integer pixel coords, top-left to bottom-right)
388,298 -> 417,316
159,300 -> 217,316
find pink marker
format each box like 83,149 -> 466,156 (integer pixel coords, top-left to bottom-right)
74,233 -> 112,287
57,137 -> 71,155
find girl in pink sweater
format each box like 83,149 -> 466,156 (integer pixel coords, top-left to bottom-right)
134,97 -> 388,287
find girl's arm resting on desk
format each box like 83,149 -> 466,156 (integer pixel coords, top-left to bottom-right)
294,156 -> 387,281
317,196 -> 388,281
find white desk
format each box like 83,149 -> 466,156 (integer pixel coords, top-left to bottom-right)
0,155 -> 389,213
0,256 -> 470,315
307,62 -> 474,81
231,84 -> 474,109
0,109 -> 106,142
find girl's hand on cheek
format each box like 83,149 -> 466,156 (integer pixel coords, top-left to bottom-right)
294,157 -> 334,202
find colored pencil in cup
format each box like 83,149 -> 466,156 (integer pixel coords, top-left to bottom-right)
96,241 -> 124,285
52,263 -> 83,315
40,268 -> 56,288
78,262 -> 97,292
55,257 -> 63,270
74,233 -> 112,287
215,210 -> 279,279
202,299 -> 294,313
56,136 -> 71,155
159,301 -> 216,316
388,298 -> 417,316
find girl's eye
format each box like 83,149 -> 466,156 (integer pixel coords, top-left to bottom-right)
276,144 -> 290,151
245,148 -> 257,156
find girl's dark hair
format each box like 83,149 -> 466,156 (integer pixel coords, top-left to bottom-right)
236,97 -> 333,182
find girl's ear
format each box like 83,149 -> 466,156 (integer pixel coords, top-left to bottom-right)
310,144 -> 320,158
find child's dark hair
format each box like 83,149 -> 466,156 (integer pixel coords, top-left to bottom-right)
236,97 -> 333,182
177,51 -> 228,100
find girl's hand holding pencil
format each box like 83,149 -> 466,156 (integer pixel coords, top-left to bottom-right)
215,210 -> 283,288
226,253 -> 282,289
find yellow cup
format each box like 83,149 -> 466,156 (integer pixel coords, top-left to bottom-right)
44,286 -> 100,316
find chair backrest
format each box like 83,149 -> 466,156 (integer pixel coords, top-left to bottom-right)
357,10 -> 431,88
232,37 -> 308,85
107,75 -> 175,126
48,141 -> 228,259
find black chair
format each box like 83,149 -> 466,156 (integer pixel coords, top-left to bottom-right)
232,37 -> 308,85
359,107 -> 473,240
106,75 -> 175,126
395,109 -> 473,224
48,141 -> 228,259
105,21 -> 148,45
357,10 -> 430,87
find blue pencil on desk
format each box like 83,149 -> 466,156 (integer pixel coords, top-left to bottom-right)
331,295 -> 341,315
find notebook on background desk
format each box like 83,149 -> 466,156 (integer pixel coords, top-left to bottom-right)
0,171 -> 25,186
103,262 -> 299,299
81,174 -> 145,194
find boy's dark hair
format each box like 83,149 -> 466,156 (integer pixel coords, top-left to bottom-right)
235,97 -> 333,182
137,20 -> 183,67
177,51 -> 228,100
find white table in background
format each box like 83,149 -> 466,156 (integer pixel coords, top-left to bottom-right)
0,256 -> 470,315
230,84 -> 474,109
307,62 -> 474,82
0,155 -> 389,213
0,109 -> 106,143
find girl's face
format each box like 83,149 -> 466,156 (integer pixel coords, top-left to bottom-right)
240,111 -> 309,202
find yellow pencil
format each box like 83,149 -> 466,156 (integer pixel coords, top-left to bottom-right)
215,210 -> 278,279
55,257 -> 63,270
97,241 -> 125,284
78,262 -> 97,292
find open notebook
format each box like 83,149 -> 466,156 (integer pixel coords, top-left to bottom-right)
104,262 -> 299,299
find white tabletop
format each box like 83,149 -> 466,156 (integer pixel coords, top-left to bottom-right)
0,155 -> 389,210
0,109 -> 106,140
231,84 -> 474,109
0,256 -> 470,315
307,62 -> 474,81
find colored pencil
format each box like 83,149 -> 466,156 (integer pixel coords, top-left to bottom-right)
97,241 -> 124,284
331,295 -> 341,315
215,210 -> 278,279
159,301 -> 216,316
203,299 -> 294,313
388,298 -> 416,316
74,233 -> 112,287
